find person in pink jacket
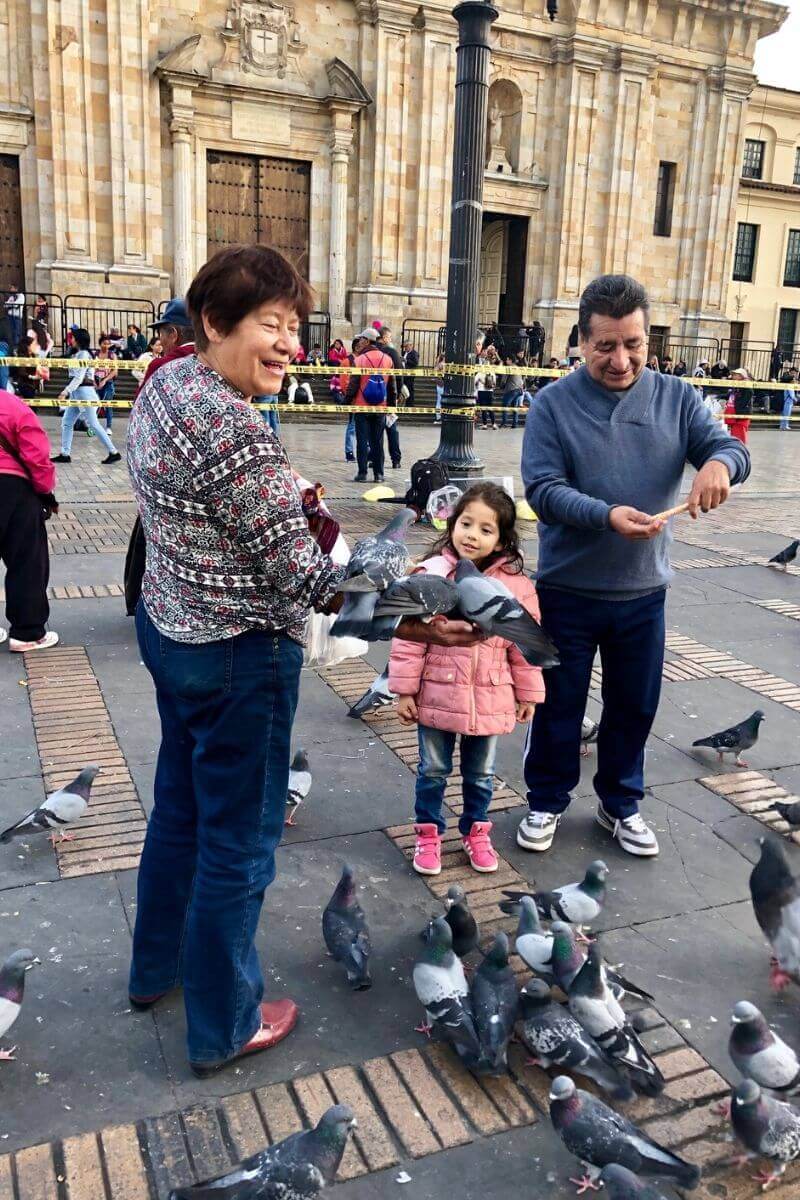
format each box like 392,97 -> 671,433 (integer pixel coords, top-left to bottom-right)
0,388 -> 59,650
389,483 -> 545,876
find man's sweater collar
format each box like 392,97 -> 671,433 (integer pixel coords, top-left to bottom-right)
572,363 -> 656,424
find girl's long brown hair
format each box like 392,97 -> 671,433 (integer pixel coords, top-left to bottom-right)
430,482 -> 524,574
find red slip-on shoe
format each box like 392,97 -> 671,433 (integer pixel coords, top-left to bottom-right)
190,998 -> 299,1077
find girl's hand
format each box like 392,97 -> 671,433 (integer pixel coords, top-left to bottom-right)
396,695 -> 419,725
58,392 -> 67,400
515,701 -> 536,724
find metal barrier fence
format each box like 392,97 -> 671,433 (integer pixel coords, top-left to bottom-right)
401,320 -> 445,367
64,295 -> 156,352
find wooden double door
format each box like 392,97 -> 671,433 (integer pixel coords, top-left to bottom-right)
0,154 -> 24,290
206,151 -> 310,277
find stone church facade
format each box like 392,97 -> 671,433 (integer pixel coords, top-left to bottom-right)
0,0 -> 788,354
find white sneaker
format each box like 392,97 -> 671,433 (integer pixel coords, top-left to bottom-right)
596,804 -> 659,857
517,810 -> 561,852
8,631 -> 60,653
0,628 -> 6,645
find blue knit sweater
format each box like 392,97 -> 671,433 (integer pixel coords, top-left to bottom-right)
521,365 -> 751,599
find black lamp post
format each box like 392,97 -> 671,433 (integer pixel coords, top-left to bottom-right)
432,0 -> 498,480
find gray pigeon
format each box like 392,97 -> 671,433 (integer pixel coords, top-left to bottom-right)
692,710 -> 765,767
581,716 -> 600,757
470,932 -> 518,1074
0,765 -> 100,844
373,575 -> 458,620
767,799 -> 800,828
750,837 -> 800,990
0,949 -> 39,1060
730,1079 -> 800,1190
452,559 -> 560,668
322,864 -> 371,991
501,860 -> 609,928
599,1164 -> 672,1200
331,509 -> 415,639
514,896 -> 554,980
347,667 -> 395,719
286,750 -> 311,827
167,1103 -> 357,1200
413,916 -> 481,1065
768,540 -> 799,570
548,922 -> 653,1004
548,1075 -> 701,1191
567,942 -> 664,1097
518,978 -> 633,1101
443,884 -> 479,958
729,1001 -> 800,1095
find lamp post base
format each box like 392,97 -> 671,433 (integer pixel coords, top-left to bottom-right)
432,410 -> 484,477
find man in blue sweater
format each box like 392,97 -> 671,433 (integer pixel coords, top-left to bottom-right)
520,275 -> 750,857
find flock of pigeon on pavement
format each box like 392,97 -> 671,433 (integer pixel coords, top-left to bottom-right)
2,514 -> 800,1199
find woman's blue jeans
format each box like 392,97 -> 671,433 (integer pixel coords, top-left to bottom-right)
61,394 -> 116,454
131,603 -> 302,1063
780,390 -> 796,430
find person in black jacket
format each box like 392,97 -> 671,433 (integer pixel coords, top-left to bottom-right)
402,341 -> 419,403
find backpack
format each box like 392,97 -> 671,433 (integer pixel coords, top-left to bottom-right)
407,458 -> 450,512
361,351 -> 388,405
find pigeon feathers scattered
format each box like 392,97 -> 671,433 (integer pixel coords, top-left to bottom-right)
0,765 -> 99,844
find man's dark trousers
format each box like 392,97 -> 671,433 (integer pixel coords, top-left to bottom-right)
524,587 -> 665,818
355,411 -> 386,478
0,475 -> 50,641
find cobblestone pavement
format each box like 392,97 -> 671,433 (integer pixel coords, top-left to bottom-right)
2,415 -> 800,1200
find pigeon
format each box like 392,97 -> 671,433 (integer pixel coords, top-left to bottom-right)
452,559 -> 560,668
767,799 -> 800,828
729,1079 -> 800,1190
347,667 -> 395,719
599,1164 -> 673,1200
692,710 -> 765,768
768,540 -> 799,570
373,574 -> 458,620
750,837 -> 800,990
567,942 -> 664,1097
518,978 -> 633,1101
470,932 -> 519,1073
413,916 -> 481,1065
729,1001 -> 800,1095
581,716 -> 599,757
549,922 -> 654,1004
548,1075 -> 701,1192
443,884 -> 479,958
0,949 -> 39,1060
514,895 -> 554,980
167,1104 -> 357,1200
286,750 -> 311,827
0,765 -> 100,844
501,860 -> 609,928
322,864 -> 372,991
331,509 -> 415,639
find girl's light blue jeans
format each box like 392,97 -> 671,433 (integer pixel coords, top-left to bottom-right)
415,725 -> 497,836
61,392 -> 117,455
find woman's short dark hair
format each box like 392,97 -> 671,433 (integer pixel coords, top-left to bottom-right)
578,274 -> 650,339
70,327 -> 92,351
187,245 -> 315,351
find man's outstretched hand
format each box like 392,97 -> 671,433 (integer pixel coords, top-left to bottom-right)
397,615 -> 485,647
686,460 -> 731,518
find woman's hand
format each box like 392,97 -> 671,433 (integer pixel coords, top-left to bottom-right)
57,391 -> 67,401
396,695 -> 419,725
515,701 -> 536,724
397,615 -> 484,646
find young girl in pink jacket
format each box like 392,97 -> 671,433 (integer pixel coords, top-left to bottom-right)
388,483 -> 545,876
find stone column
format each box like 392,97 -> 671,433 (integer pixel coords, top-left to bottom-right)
328,115 -> 353,325
169,86 -> 195,297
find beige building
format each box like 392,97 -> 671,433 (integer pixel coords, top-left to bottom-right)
0,0 -> 790,359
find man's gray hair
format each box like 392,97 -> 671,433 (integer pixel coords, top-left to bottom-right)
578,275 -> 650,339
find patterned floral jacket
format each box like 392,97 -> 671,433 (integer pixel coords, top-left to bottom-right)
127,354 -> 343,644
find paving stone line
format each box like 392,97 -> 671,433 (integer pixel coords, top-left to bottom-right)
665,632 -> 800,712
22,646 -> 148,878
750,597 -> 800,621
699,770 -> 800,843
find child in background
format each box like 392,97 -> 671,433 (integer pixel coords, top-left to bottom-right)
388,483 -> 544,876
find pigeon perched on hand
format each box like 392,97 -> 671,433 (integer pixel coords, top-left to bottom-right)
692,710 -> 765,768
549,1075 -> 701,1193
286,750 -> 311,827
373,575 -> 458,620
518,978 -> 633,1101
729,1001 -> 800,1095
443,884 -> 479,959
0,765 -> 99,844
452,559 -> 560,668
750,837 -> 800,991
167,1104 -> 357,1200
0,949 -> 39,1060
767,799 -> 800,828
567,942 -> 664,1097
501,860 -> 609,929
581,716 -> 599,757
322,864 -> 372,991
470,932 -> 518,1074
729,1079 -> 800,1190
331,509 -> 415,639
347,667 -> 395,719
599,1164 -> 673,1200
768,540 -> 799,571
413,916 -> 481,1065
514,896 -> 554,980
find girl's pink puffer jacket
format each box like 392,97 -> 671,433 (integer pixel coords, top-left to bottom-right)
387,549 -> 546,736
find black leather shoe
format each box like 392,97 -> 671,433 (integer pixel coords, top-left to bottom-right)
50,453 -> 71,463
129,991 -> 166,1011
353,474 -> 367,482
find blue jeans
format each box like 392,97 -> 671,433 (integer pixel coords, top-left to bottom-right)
501,389 -> 523,428
415,725 -> 497,836
435,385 -> 443,418
61,394 -> 116,454
524,588 -> 665,818
344,414 -> 356,458
98,381 -> 115,429
780,390 -> 795,430
255,398 -> 280,435
0,343 -> 8,391
130,603 -> 303,1063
